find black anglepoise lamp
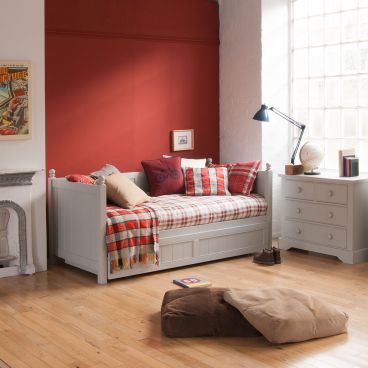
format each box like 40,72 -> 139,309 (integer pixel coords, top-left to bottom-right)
253,104 -> 306,175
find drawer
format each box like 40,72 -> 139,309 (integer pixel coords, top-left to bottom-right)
285,200 -> 348,227
285,180 -> 314,200
315,183 -> 347,204
283,220 -> 347,249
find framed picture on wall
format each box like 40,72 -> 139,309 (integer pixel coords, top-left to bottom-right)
0,61 -> 31,140
171,129 -> 194,151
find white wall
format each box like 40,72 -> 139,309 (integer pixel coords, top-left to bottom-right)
262,0 -> 290,236
219,0 -> 262,163
219,0 -> 290,237
0,0 -> 46,271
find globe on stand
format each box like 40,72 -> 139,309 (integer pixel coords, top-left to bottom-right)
299,142 -> 324,175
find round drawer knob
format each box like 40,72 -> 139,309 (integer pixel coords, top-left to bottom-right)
296,208 -> 301,214
328,233 -> 333,240
328,212 -> 334,219
297,187 -> 303,193
297,228 -> 302,234
328,190 -> 334,197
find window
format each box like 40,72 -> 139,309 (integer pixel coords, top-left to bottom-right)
291,0 -> 368,170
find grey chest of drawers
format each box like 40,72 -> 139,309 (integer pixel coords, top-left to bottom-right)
279,173 -> 368,263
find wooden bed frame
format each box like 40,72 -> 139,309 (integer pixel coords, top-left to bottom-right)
48,166 -> 272,284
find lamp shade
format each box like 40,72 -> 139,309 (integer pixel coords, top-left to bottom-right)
253,104 -> 270,122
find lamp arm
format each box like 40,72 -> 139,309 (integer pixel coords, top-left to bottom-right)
269,107 -> 305,130
268,106 -> 306,164
291,125 -> 305,165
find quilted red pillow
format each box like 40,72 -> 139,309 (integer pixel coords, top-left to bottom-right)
141,157 -> 184,196
66,174 -> 95,184
228,161 -> 261,195
184,167 -> 230,196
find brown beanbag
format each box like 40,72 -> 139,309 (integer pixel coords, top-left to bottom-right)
161,288 -> 261,337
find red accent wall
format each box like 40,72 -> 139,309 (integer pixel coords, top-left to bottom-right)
45,0 -> 219,176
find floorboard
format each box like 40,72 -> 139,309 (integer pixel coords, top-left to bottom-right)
0,249 -> 367,368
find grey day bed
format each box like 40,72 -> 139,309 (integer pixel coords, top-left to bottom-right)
48,165 -> 272,284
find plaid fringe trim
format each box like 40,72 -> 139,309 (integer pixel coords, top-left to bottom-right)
106,206 -> 159,273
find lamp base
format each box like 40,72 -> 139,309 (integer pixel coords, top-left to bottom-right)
285,164 -> 304,175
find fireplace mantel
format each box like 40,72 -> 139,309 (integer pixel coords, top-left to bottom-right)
0,170 -> 37,187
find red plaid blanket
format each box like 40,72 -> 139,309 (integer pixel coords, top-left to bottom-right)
106,194 -> 267,274
106,206 -> 159,273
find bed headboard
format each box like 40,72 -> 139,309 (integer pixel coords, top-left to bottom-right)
122,172 -> 149,192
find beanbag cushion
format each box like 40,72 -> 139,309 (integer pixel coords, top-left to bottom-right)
224,288 -> 348,344
161,288 -> 261,337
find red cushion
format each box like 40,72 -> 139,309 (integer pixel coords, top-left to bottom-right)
184,167 -> 230,196
228,161 -> 261,195
65,174 -> 95,185
141,157 -> 184,196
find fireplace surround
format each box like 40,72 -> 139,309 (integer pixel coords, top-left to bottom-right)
0,170 -> 37,277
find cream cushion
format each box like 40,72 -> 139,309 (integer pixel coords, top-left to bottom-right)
162,155 -> 207,168
224,288 -> 348,344
181,158 -> 207,168
105,173 -> 150,209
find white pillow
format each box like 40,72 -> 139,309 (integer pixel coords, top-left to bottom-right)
162,155 -> 206,169
181,158 -> 207,168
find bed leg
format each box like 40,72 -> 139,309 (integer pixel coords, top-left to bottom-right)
97,248 -> 108,284
96,181 -> 108,285
97,273 -> 107,285
48,169 -> 56,264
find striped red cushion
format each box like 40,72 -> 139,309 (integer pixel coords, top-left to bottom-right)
228,161 -> 261,195
184,167 -> 230,196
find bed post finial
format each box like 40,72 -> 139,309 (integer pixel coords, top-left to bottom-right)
49,169 -> 56,178
96,176 -> 105,185
266,163 -> 271,171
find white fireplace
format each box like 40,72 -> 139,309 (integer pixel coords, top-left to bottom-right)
0,170 -> 37,277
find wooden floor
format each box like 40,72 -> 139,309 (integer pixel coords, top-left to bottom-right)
1,249 -> 368,368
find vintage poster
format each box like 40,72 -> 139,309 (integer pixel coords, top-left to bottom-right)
0,61 -> 31,140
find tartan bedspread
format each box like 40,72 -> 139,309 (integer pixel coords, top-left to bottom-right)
106,194 -> 267,273
144,194 -> 268,230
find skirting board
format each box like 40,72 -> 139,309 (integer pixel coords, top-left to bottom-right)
279,237 -> 368,264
